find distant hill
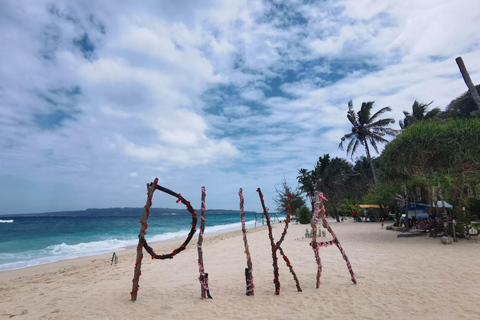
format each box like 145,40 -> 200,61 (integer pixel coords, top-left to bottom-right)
2,207 -> 260,217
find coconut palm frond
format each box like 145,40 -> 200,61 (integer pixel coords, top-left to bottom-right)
382,127 -> 400,136
369,137 -> 380,154
369,106 -> 392,123
366,118 -> 395,129
346,136 -> 357,155
350,139 -> 361,157
339,133 -> 355,150
358,101 -> 374,125
370,133 -> 389,144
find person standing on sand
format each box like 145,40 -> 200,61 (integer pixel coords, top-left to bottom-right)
352,210 -> 357,222
364,209 -> 368,222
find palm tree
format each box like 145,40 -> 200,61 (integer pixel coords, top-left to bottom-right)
339,100 -> 397,192
399,101 -> 441,129
297,168 -> 316,211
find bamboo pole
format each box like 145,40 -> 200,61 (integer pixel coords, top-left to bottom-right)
197,187 -> 212,299
131,179 -> 158,301
239,188 -> 254,296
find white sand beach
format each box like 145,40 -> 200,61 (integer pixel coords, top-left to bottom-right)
1,220 -> 479,320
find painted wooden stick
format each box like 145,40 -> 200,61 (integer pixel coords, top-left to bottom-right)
239,188 -> 254,296
310,193 -> 323,288
278,193 -> 302,292
131,178 -> 158,301
257,188 -> 280,294
278,246 -> 302,292
197,186 -> 212,299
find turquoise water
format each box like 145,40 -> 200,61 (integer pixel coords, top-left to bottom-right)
0,208 -> 259,271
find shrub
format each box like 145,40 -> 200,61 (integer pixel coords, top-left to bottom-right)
298,206 -> 312,224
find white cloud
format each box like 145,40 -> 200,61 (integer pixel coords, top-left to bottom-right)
223,105 -> 251,117
240,88 -> 265,101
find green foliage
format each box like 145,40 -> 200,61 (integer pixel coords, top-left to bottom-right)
297,168 -> 316,211
381,119 -> 480,181
443,84 -> 480,119
361,185 -> 400,206
298,206 -> 312,224
274,178 -> 306,216
338,197 -> 361,214
464,198 -> 480,220
297,154 -> 357,208
314,154 -> 353,204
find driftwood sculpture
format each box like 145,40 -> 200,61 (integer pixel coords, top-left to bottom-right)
257,188 -> 302,294
311,193 -> 356,288
239,188 -> 254,296
197,187 -> 213,299
130,178 -> 198,301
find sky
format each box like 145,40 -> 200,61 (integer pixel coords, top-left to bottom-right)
1,0 -> 480,214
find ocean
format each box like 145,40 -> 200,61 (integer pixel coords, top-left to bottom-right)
0,208 -> 262,271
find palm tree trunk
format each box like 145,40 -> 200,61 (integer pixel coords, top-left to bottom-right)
456,57 -> 480,111
364,142 -> 379,192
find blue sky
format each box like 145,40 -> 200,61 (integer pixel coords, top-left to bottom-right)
1,0 -> 480,214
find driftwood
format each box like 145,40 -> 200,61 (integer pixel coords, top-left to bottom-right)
197,187 -> 212,299
397,232 -> 428,238
311,193 -> 356,288
239,188 -> 254,296
257,188 -> 302,294
130,179 -> 198,301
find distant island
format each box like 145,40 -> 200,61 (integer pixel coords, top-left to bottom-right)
1,207 -> 260,217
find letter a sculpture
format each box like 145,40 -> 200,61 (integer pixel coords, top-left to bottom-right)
311,192 -> 356,288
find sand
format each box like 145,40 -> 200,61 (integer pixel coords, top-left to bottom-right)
1,219 -> 480,320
